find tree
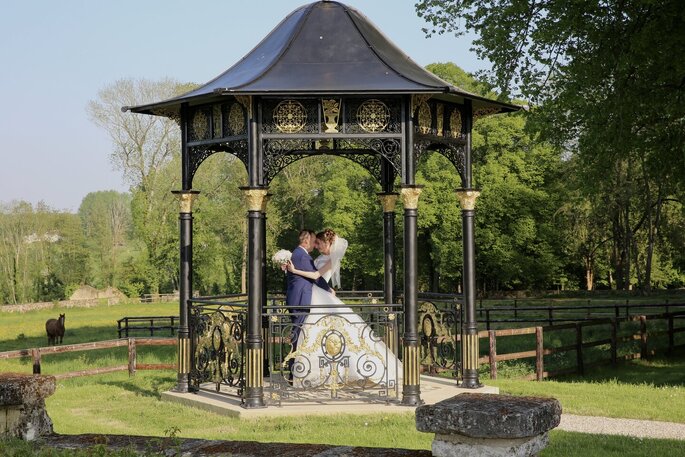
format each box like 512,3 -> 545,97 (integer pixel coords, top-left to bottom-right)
416,0 -> 685,292
78,191 -> 132,289
88,79 -> 195,294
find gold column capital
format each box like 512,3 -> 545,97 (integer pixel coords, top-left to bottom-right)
456,189 -> 481,210
377,193 -> 399,213
240,187 -> 268,212
172,190 -> 200,213
260,193 -> 272,213
400,186 -> 423,210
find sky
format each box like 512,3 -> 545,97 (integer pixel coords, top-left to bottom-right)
0,0 -> 484,213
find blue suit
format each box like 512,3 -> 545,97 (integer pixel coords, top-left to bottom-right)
286,246 -> 331,349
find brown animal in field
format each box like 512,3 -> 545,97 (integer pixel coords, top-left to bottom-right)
45,313 -> 66,345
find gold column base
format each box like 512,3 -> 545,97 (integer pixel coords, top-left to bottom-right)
403,345 -> 420,385
178,337 -> 190,374
462,333 -> 480,370
246,348 -> 263,388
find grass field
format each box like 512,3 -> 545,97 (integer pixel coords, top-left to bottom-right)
1,300 -> 684,456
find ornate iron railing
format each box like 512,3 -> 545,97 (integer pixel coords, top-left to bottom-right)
417,292 -> 464,379
188,291 -> 464,405
264,302 -> 403,405
189,295 -> 248,396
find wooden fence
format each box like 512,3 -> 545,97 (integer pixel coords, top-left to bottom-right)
480,302 -> 685,329
0,338 -> 176,379
482,311 -> 685,381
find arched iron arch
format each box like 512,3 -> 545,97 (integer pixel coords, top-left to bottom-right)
188,140 -> 248,188
262,137 -> 401,186
414,139 -> 466,186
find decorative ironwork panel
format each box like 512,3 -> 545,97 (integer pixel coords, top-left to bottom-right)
344,98 -> 401,134
447,106 -> 463,139
338,138 -> 401,177
417,101 -> 431,134
417,296 -> 462,377
436,103 -> 444,137
189,304 -> 246,394
322,99 -> 341,133
212,105 -> 223,139
224,102 -> 247,136
190,107 -> 211,142
263,139 -> 312,184
266,303 -> 403,405
414,139 -> 466,183
188,139 -> 249,185
262,99 -> 319,134
474,107 -> 502,122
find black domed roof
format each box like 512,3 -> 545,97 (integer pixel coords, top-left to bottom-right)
128,1 -> 519,115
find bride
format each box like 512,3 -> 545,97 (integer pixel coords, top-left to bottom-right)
285,229 -> 402,391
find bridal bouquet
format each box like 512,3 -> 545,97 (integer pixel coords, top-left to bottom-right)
271,249 -> 292,267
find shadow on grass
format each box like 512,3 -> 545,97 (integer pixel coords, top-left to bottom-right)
0,325 -> 122,352
558,349 -> 685,387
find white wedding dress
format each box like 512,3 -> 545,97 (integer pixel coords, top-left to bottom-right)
288,237 -> 403,391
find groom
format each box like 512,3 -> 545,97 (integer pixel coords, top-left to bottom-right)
285,230 -> 332,378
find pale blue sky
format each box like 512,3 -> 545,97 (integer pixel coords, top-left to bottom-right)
0,0 -> 483,212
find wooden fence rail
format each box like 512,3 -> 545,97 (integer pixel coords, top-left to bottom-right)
0,338 -> 176,379
478,311 -> 685,381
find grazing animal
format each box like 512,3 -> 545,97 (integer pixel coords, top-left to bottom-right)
45,314 -> 66,345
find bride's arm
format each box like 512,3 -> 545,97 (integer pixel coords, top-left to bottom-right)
286,262 -> 321,280
286,259 -> 332,280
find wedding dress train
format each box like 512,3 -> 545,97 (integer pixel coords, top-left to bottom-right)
286,238 -> 403,390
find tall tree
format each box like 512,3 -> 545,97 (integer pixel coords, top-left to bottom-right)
416,0 -> 685,291
88,79 -> 195,293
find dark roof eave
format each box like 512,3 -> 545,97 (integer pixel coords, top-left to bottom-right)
125,87 -> 521,117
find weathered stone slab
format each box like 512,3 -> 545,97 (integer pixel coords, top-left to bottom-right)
415,393 -> 561,439
432,432 -> 549,457
0,373 -> 56,441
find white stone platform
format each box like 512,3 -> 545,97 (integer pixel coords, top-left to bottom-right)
161,375 -> 498,419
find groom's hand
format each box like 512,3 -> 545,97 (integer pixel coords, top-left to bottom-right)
330,288 -> 336,297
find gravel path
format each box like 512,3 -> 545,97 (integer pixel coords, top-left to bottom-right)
559,414 -> 685,440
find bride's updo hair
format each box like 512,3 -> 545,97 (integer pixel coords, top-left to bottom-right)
316,229 -> 336,245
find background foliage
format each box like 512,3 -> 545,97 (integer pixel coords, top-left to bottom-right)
1,56 -> 684,304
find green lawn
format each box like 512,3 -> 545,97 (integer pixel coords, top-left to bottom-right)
2,301 -> 684,455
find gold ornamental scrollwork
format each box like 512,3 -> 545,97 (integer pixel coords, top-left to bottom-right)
377,193 -> 399,213
400,186 -> 423,210
228,103 -> 245,134
436,103 -> 444,136
322,99 -> 341,133
235,95 -> 252,118
241,188 -> 268,212
449,109 -> 462,138
274,100 -> 307,133
417,101 -> 431,134
357,99 -> 389,133
172,190 -> 199,213
456,189 -> 481,210
411,94 -> 431,116
192,110 -> 209,140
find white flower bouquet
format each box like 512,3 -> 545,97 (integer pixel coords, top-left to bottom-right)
271,249 -> 292,267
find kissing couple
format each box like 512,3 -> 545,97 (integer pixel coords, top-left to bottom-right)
283,229 -> 402,390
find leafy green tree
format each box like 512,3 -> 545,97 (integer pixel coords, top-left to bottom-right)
78,191 -> 132,290
416,0 -> 685,292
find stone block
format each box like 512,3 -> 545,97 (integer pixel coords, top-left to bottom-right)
415,393 -> 561,457
0,373 -> 56,441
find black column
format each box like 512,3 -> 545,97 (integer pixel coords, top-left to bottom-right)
260,195 -> 271,377
241,188 -> 268,408
400,95 -> 422,405
172,190 -> 198,393
378,193 -> 398,307
242,94 -> 266,408
459,99 -> 482,388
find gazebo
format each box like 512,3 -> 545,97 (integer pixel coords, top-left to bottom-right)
125,0 -> 519,408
